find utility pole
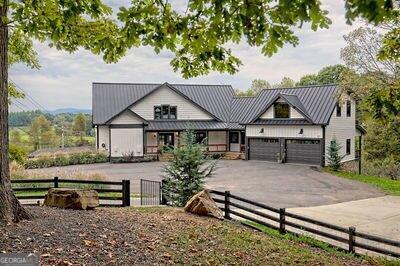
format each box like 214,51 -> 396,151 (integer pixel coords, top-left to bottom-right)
61,123 -> 65,149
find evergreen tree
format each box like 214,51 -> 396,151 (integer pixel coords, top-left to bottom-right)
327,138 -> 345,171
162,129 -> 217,207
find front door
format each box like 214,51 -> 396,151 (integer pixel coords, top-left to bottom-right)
159,133 -> 174,147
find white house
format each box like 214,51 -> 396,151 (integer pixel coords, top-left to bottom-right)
92,82 -> 364,166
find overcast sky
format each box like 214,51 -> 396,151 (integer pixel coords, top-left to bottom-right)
10,0 -> 362,112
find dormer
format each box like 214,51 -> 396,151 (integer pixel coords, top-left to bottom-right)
252,93 -> 313,123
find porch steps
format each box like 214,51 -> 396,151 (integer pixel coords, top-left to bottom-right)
222,152 -> 243,160
159,153 -> 174,162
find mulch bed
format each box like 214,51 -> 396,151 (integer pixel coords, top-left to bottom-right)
0,206 -> 385,265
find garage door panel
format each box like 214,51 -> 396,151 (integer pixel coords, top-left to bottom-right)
249,138 -> 280,161
286,139 -> 321,165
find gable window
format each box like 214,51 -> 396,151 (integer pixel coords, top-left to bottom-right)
274,103 -> 290,118
154,106 -> 162,119
336,104 -> 341,117
154,105 -> 177,120
346,100 -> 351,117
346,139 -> 351,155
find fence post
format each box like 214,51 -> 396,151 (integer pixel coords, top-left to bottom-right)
54,176 -> 59,188
224,191 -> 231,220
279,208 -> 286,234
160,180 -> 167,205
122,180 -> 130,207
349,226 -> 356,253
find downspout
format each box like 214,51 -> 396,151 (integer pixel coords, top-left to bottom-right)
108,126 -> 111,162
321,125 -> 326,167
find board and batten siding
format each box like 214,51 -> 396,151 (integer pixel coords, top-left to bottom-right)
110,128 -> 143,157
325,96 -> 356,162
131,85 -> 213,120
246,125 -> 323,139
97,126 -> 109,151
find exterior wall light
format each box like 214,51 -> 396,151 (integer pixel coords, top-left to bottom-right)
299,128 -> 304,134
259,128 -> 264,133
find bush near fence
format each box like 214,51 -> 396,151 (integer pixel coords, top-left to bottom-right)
25,151 -> 108,169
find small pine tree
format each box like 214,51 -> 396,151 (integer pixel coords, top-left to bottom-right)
327,138 -> 345,171
162,129 -> 217,207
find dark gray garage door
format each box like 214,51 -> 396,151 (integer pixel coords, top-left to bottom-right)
249,138 -> 280,161
285,139 -> 321,165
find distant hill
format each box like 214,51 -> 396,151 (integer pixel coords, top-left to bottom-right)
47,108 -> 92,115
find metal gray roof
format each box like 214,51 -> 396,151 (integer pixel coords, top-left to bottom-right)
252,119 -> 312,125
93,83 -> 339,126
92,82 -> 234,124
231,85 -> 339,125
146,121 -> 240,131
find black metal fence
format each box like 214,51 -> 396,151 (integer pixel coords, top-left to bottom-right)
11,177 -> 130,207
140,179 -> 163,206
210,190 -> 400,259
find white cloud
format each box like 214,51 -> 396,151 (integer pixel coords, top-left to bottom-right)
10,0 -> 362,111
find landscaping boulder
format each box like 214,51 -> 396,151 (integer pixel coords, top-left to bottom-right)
184,190 -> 223,219
44,188 -> 99,210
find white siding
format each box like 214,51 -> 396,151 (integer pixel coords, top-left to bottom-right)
110,128 -> 143,157
325,96 -> 356,162
246,125 -> 323,139
110,110 -> 143,124
131,85 -> 213,120
260,99 -> 305,119
98,126 -> 109,151
208,131 -> 227,152
260,108 -> 274,119
290,108 -> 304,118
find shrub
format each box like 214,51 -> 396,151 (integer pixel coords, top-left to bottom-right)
162,129 -> 217,207
25,151 -> 109,169
8,144 -> 27,165
327,139 -> 344,171
54,154 -> 69,167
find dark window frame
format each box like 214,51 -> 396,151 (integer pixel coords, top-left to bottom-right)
195,131 -> 207,144
154,105 -> 178,120
274,102 -> 290,119
346,100 -> 351,117
229,132 -> 239,144
336,103 -> 342,117
154,106 -> 162,120
346,139 -> 351,155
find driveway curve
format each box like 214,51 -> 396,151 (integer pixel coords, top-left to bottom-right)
28,160 -> 384,208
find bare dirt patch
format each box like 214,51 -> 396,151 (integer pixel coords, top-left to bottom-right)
0,206 -> 387,265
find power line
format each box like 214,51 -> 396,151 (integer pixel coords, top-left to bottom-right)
9,78 -> 49,112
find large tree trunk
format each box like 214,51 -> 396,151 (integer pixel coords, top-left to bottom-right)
0,0 -> 31,224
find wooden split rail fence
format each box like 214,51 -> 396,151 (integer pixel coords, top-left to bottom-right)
11,177 -> 130,207
210,190 -> 400,259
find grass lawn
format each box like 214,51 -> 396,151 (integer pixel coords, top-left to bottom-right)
0,206 -> 394,265
326,169 -> 400,196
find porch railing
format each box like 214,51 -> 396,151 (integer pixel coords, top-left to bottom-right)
207,144 -> 227,152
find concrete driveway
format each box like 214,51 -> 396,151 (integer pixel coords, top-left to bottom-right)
29,160 -> 384,208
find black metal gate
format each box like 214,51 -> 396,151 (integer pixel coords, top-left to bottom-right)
140,179 -> 162,206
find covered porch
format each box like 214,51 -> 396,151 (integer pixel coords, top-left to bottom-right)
143,120 -> 245,155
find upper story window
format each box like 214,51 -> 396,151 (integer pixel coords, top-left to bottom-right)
336,104 -> 342,117
154,105 -> 177,120
274,103 -> 290,118
346,100 -> 351,117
